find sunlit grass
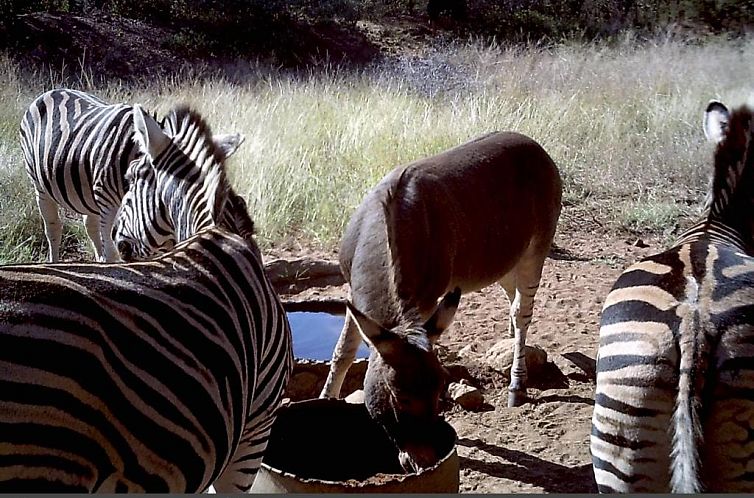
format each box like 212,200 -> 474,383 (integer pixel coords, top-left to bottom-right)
2,34 -> 754,262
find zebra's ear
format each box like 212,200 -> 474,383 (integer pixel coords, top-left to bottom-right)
703,100 -> 730,144
132,104 -> 171,160
213,132 -> 245,159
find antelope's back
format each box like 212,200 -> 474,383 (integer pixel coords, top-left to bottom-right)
339,131 -> 562,321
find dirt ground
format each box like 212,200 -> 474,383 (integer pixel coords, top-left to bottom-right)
266,226 -> 662,494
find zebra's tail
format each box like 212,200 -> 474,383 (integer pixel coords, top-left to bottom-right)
669,309 -> 705,493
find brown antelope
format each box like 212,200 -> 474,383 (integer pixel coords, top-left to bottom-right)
320,131 -> 562,472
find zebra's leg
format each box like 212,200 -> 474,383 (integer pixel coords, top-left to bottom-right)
212,414 -> 276,492
504,253 -> 545,408
590,356 -> 674,492
36,192 -> 62,263
99,207 -> 120,263
701,334 -> 754,492
83,213 -> 105,261
319,312 -> 361,398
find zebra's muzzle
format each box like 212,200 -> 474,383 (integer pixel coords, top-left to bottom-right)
117,240 -> 135,262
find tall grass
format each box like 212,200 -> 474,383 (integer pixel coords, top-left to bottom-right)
2,34 -> 754,262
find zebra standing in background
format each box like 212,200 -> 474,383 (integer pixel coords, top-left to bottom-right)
591,101 -> 754,493
19,88 -> 245,262
0,104 -> 293,492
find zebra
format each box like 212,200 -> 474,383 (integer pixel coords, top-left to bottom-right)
112,104 -> 256,263
0,104 -> 293,492
590,100 -> 754,493
19,88 -> 244,263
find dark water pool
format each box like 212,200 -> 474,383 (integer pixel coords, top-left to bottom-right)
287,312 -> 370,361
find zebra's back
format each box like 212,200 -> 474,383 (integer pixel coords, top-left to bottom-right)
0,228 -> 292,492
19,88 -> 135,216
591,238 -> 754,492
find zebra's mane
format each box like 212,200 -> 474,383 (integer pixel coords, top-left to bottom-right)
707,106 -> 754,217
161,105 -> 232,223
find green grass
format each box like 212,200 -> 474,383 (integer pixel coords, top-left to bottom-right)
2,34 -> 754,263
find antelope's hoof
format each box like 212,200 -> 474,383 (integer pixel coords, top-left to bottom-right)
507,389 -> 527,408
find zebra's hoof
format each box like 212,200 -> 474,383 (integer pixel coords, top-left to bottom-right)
507,390 -> 527,408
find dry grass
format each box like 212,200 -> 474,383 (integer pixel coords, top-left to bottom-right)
1,34 -> 754,262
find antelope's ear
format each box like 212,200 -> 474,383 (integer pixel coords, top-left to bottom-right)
347,301 -> 404,361
213,132 -> 245,158
423,287 -> 461,342
133,104 -> 171,160
703,100 -> 730,144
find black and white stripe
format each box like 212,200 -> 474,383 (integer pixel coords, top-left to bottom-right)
19,88 -> 243,263
0,105 -> 292,492
591,101 -> 754,493
113,105 -> 252,263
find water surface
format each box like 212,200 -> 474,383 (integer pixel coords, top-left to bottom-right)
287,312 -> 370,361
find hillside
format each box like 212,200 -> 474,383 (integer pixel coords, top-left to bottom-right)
1,9 -> 451,81
3,1 -> 753,82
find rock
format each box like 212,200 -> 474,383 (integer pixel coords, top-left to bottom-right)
447,382 -> 485,411
285,371 -> 320,401
482,338 -> 548,378
458,343 -> 479,358
345,389 -> 365,404
492,321 -> 510,337
283,358 -> 369,401
626,238 -> 649,248
443,362 -> 474,384
264,257 -> 345,296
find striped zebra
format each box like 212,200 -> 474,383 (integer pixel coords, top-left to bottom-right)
590,101 -> 754,493
19,88 -> 244,263
0,104 -> 293,492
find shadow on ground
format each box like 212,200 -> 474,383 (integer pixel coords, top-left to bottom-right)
458,437 -> 597,493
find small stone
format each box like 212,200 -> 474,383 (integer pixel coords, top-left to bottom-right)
458,344 -> 477,358
627,238 -> 649,248
482,338 -> 548,378
447,382 -> 485,411
345,389 -> 365,404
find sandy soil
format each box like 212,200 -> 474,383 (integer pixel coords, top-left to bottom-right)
266,226 -> 662,493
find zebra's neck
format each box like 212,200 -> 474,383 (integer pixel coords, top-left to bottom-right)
159,170 -> 220,242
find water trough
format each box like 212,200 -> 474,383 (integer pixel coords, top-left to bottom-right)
250,398 -> 460,493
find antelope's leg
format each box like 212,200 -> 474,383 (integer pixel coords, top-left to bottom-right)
320,312 -> 361,398
505,255 -> 545,408
499,272 -> 517,338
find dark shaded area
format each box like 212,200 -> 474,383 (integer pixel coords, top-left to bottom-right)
458,437 -> 598,493
527,360 -> 570,390
561,351 -> 597,381
548,243 -> 591,262
532,393 -> 594,406
0,9 -> 381,83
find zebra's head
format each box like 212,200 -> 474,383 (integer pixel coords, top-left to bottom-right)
114,104 -> 247,262
346,288 -> 461,474
114,156 -> 177,262
702,101 -> 754,249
